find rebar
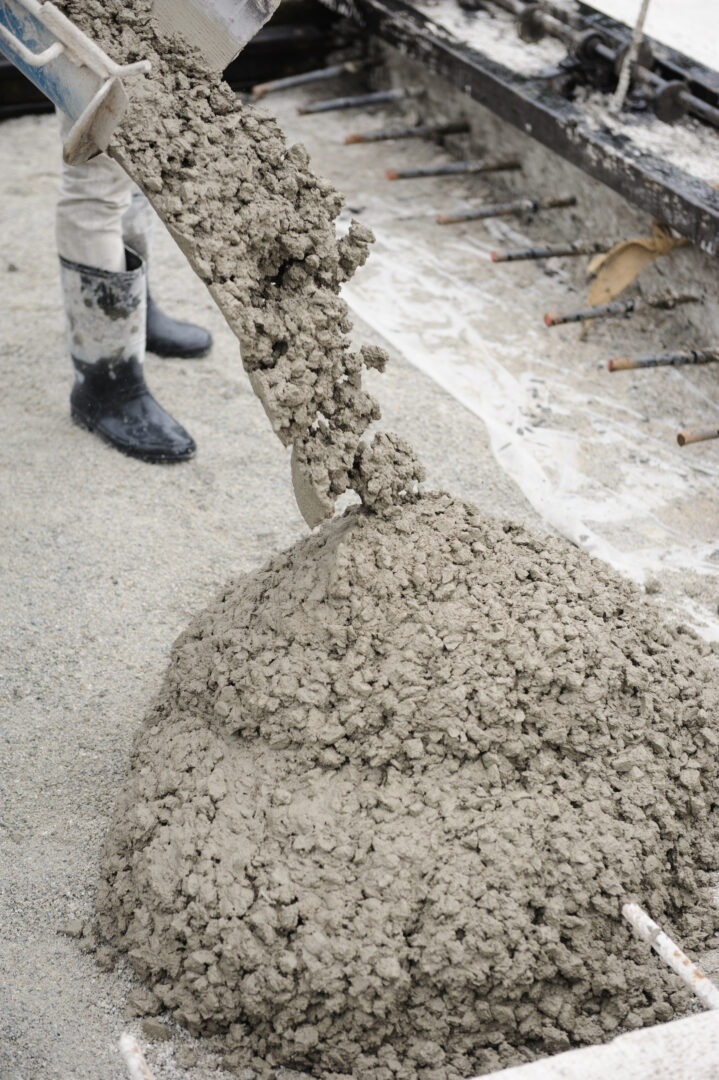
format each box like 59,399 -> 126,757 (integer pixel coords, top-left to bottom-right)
545,292 -> 698,327
298,87 -> 422,115
344,120 -> 469,145
623,903 -> 719,1009
119,1034 -> 156,1080
437,194 -> 576,225
608,348 -> 719,372
677,426 -> 719,447
252,60 -> 366,99
491,240 -> 610,262
386,156 -> 520,179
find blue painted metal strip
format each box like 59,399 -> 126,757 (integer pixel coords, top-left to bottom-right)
0,0 -> 97,119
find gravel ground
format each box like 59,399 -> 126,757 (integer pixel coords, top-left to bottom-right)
0,112 -> 536,1080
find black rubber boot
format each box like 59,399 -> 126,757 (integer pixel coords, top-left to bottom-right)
146,289 -> 213,359
60,248 -> 196,463
71,356 -> 196,463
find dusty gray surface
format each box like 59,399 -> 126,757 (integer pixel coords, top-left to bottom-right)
0,112 -> 534,1080
99,493 -> 718,1079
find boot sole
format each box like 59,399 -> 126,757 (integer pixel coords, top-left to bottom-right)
71,408 -> 196,464
146,341 -> 212,360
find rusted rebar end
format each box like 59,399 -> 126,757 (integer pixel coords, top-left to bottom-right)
677,427 -> 719,447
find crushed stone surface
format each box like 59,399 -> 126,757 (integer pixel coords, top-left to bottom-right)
54,0 -> 424,526
96,492 -> 719,1080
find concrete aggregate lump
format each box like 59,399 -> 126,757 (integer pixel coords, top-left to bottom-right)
55,0 -> 424,526
97,494 -> 719,1078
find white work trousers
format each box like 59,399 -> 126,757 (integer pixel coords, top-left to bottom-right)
56,112 -> 154,273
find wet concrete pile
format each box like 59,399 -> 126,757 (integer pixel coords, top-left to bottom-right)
96,495 -> 719,1078
55,0 -> 424,526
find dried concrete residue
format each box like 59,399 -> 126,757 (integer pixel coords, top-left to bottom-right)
96,493 -> 719,1079
54,0 -> 424,526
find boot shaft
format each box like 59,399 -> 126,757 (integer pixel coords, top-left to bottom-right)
58,245 -> 196,462
59,247 -> 146,370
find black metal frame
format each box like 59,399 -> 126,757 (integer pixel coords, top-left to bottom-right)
321,0 -> 719,256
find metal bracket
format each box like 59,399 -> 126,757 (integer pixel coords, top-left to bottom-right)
0,19 -> 61,64
62,76 -> 129,165
0,0 -> 150,162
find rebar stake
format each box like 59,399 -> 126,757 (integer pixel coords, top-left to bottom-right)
119,1034 -> 156,1080
345,120 -> 469,145
387,156 -> 520,179
546,292 -> 698,327
298,87 -> 423,115
608,348 -> 718,371
491,240 -> 610,262
437,195 -> 576,225
678,426 -> 719,447
252,60 -> 366,99
622,902 -> 719,1008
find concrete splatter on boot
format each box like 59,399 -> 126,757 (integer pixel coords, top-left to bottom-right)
60,248 -> 196,462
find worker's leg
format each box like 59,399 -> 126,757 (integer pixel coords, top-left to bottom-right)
56,114 -> 196,462
121,188 -> 155,263
122,188 -> 213,360
59,247 -> 196,463
56,113 -> 132,273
